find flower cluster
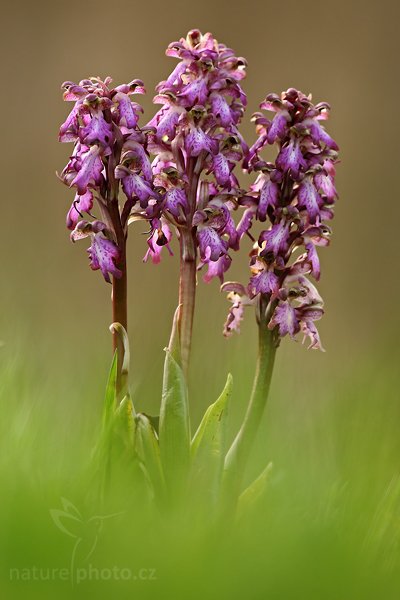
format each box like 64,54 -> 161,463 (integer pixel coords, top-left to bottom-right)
58,76 -> 162,281
224,88 -> 339,349
147,29 -> 248,281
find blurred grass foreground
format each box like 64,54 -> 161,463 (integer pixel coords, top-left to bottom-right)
0,339 -> 399,600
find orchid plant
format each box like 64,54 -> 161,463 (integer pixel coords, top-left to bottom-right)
58,30 -> 339,513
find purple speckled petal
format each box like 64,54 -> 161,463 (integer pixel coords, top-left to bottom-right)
87,234 -> 122,283
267,111 -> 289,144
197,226 -> 228,261
114,92 -> 140,128
298,178 -> 321,223
249,269 -> 279,297
305,242 -> 321,280
210,93 -> 232,127
59,103 -> 81,142
66,190 -> 94,230
185,128 -> 218,157
258,178 -> 279,221
71,146 -> 103,195
276,139 -> 307,179
236,207 -> 255,240
259,222 -> 290,256
268,301 -> 300,338
304,118 -> 339,150
123,141 -> 153,181
156,108 -> 180,141
202,254 -> 232,283
80,113 -> 113,147
178,78 -> 208,106
314,171 -> 337,201
166,61 -> 188,86
165,188 -> 188,219
212,153 -> 231,186
118,172 -> 157,204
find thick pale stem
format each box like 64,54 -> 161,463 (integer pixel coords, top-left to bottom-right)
178,229 -> 197,376
223,299 -> 278,501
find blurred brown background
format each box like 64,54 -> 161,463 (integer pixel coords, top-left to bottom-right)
1,0 -> 399,416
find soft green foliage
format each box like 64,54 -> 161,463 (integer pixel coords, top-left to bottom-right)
109,323 -> 130,402
135,413 -> 165,502
159,349 -> 191,497
158,309 -> 190,498
102,350 -> 118,428
94,347 -> 135,489
96,335 -> 237,510
1,346 -> 400,598
190,373 -> 232,506
237,461 -> 273,518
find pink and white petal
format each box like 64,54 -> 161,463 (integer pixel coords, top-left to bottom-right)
300,319 -> 325,351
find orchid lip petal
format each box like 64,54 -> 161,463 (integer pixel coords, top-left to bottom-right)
88,234 -> 122,283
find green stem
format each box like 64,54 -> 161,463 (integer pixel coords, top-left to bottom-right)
223,299 -> 279,502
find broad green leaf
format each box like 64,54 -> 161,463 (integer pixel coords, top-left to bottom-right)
135,413 -> 165,500
189,374 -> 232,504
237,462 -> 273,518
159,349 -> 190,493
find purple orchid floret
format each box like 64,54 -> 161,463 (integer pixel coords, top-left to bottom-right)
223,88 -> 339,350
58,76 -> 162,282
70,220 -> 122,283
143,218 -> 174,264
221,282 -> 255,337
147,30 -> 248,281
